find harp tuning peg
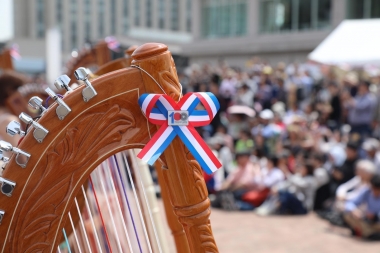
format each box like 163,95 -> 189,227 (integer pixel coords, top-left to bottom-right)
0,140 -> 31,168
54,74 -> 73,92
0,177 -> 16,197
19,113 -> 49,143
0,210 -> 4,224
6,121 -> 25,138
45,87 -> 71,120
28,96 -> 47,114
0,150 -> 9,164
74,67 -> 97,102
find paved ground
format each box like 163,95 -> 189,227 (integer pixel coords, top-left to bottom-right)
209,209 -> 380,253
163,206 -> 380,253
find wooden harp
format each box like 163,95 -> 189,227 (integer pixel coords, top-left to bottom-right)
0,49 -> 14,71
0,43 -> 219,253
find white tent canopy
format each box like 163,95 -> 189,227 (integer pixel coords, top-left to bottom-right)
308,19 -> 380,66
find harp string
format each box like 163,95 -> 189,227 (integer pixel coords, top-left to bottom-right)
82,185 -> 104,253
57,246 -> 62,253
102,160 -> 134,252
129,150 -> 163,253
61,150 -> 165,252
95,166 -> 124,253
74,197 -> 93,253
112,154 -> 144,252
89,176 -> 113,253
119,153 -> 154,253
68,212 -> 83,253
62,228 -> 72,253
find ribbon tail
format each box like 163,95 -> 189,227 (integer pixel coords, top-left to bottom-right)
137,125 -> 177,165
173,126 -> 222,175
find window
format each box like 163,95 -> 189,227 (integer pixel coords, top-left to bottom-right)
36,0 -> 45,38
260,0 -> 331,33
56,0 -> 63,26
123,0 -> 129,34
147,0 -> 152,27
84,0 -> 91,40
111,0 -> 117,34
70,0 -> 77,49
98,0 -> 105,37
171,0 -> 179,31
347,0 -> 380,19
186,0 -> 192,32
134,0 -> 140,26
158,0 -> 165,29
202,0 -> 247,38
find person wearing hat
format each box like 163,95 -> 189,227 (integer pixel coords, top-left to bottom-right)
259,109 -> 282,156
363,138 -> 380,173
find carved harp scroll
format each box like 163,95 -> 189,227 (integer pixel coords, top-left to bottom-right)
0,43 -> 218,253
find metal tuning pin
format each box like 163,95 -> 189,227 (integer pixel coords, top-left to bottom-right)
0,150 -> 9,164
74,67 -> 97,102
45,87 -> 71,120
0,140 -> 31,168
0,210 -> 4,224
19,113 -> 49,143
6,121 -> 25,138
54,74 -> 73,92
28,96 -> 47,114
0,177 -> 16,197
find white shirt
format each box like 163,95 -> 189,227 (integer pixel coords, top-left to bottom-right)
254,167 -> 285,190
314,167 -> 329,187
336,176 -> 368,200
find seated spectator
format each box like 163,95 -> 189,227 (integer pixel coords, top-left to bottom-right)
241,155 -> 285,208
336,160 -> 377,207
275,162 -> 317,214
234,83 -> 254,108
235,129 -> 254,153
362,138 -> 380,173
330,141 -> 359,195
212,150 -> 260,211
253,155 -> 285,190
344,174 -> 380,239
324,160 -> 377,227
312,153 -> 330,211
205,136 -> 234,193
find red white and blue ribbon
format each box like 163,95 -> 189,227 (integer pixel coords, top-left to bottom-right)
137,92 -> 222,175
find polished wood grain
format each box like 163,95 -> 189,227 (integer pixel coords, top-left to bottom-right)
96,43 -> 191,253
0,43 -> 218,253
0,49 -> 13,70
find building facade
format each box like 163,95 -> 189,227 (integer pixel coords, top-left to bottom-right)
10,0 -> 380,69
187,0 -> 380,67
12,0 -> 192,61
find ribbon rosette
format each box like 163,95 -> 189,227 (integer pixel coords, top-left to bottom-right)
137,92 -> 222,174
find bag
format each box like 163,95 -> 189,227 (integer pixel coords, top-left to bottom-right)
242,188 -> 270,207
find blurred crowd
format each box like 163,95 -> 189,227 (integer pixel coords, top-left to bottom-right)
179,59 -> 380,240
1,56 -> 380,241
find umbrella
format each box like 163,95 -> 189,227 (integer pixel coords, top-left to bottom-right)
227,105 -> 256,117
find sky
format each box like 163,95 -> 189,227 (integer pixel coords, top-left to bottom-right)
0,0 -> 14,42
